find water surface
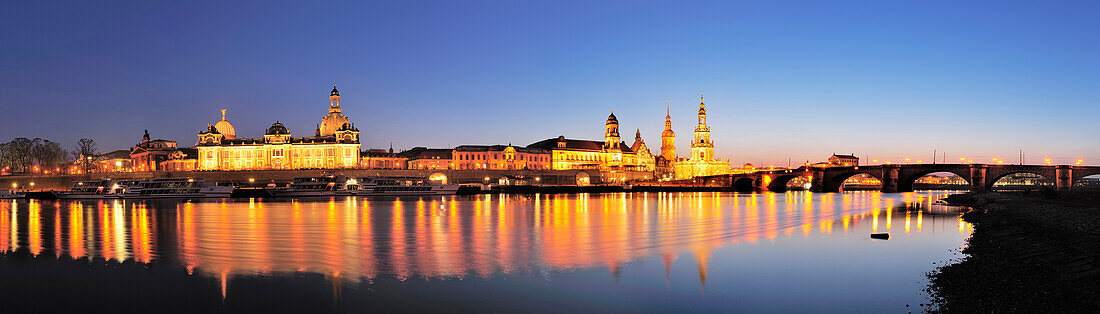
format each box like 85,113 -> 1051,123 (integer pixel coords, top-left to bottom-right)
0,192 -> 969,312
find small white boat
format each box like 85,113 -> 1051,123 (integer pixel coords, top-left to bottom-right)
119,178 -> 233,199
0,190 -> 25,200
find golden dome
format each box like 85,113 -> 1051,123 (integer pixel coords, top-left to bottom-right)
213,109 -> 236,139
319,112 -> 349,137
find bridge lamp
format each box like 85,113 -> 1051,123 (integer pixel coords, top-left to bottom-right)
1045,158 -> 1052,165
1077,159 -> 1084,166
917,160 -> 923,164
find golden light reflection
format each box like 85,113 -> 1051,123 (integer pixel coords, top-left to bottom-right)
0,191 -> 969,292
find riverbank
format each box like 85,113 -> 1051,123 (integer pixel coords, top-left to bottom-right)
926,189 -> 1100,312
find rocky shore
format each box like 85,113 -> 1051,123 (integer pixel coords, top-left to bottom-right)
925,189 -> 1100,312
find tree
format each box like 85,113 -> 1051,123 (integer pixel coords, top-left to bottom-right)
77,138 -> 98,174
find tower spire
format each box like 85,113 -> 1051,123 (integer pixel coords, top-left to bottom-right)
221,109 -> 227,121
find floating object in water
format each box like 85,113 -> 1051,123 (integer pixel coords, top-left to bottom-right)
870,233 -> 890,240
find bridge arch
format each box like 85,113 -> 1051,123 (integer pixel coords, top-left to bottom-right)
1071,168 -> 1100,188
733,177 -> 755,193
766,173 -> 807,192
985,170 -> 1054,191
823,171 -> 883,193
898,169 -> 971,192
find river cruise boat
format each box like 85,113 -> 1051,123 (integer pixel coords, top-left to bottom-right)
268,175 -> 459,197
360,176 -> 460,196
56,180 -> 130,199
119,178 -> 234,199
268,175 -> 362,197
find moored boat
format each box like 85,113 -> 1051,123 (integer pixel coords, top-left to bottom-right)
119,178 -> 233,199
56,180 -> 129,199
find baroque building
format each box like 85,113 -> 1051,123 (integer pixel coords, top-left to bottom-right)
196,85 -> 361,170
129,130 -> 180,172
672,96 -> 731,179
527,112 -> 655,172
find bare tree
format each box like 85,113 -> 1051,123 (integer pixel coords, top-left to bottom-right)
77,138 -> 98,173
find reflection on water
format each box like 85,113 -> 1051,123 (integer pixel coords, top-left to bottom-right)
0,192 -> 971,312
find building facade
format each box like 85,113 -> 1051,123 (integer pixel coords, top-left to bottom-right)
360,146 -> 407,169
399,147 -> 453,170
452,145 -> 551,170
672,96 -> 731,179
130,130 -> 180,172
527,112 -> 655,172
196,85 -> 362,171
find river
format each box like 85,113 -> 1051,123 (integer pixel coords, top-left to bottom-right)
0,191 -> 969,312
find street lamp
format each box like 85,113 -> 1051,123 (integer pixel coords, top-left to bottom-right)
1077,159 -> 1084,166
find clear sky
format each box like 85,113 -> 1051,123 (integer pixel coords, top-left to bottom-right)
1,0 -> 1097,166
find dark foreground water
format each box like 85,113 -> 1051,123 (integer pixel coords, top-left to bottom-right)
0,192 -> 969,313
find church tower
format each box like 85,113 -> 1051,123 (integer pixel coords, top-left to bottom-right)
604,111 -> 621,151
690,95 -> 714,161
660,100 -> 676,160
319,84 -> 352,137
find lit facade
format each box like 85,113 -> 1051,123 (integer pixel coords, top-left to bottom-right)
196,85 -> 362,171
527,112 -> 656,171
360,147 -> 407,169
453,145 -> 551,170
672,96 -> 731,179
130,130 -> 179,172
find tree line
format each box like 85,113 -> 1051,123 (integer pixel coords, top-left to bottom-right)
0,138 -> 98,174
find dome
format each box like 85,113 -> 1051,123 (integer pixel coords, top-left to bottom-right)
330,85 -> 340,97
606,112 -> 618,125
211,109 -> 236,139
662,129 -> 675,137
266,122 -> 289,135
213,120 -> 235,139
319,112 -> 350,137
743,163 -> 755,169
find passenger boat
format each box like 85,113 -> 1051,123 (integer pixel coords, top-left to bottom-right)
268,175 -> 362,197
55,180 -> 129,199
359,176 -> 460,196
268,175 -> 459,197
119,178 -> 234,199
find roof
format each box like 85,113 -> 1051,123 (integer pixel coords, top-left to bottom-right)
526,136 -> 634,153
361,150 -> 401,158
396,147 -> 453,160
454,145 -> 548,154
99,150 -> 131,160
832,154 -> 859,159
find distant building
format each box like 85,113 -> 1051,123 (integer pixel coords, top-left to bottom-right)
161,148 -> 198,172
672,96 -> 731,179
360,145 -> 406,169
828,154 -> 859,167
527,112 -> 655,171
399,147 -> 453,170
96,150 -> 132,173
130,130 -> 179,172
452,145 -> 551,170
196,85 -> 362,170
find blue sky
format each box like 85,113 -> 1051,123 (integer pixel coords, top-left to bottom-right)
1,0 -> 1097,166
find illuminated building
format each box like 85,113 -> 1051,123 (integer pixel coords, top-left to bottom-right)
452,145 -> 551,170
196,85 -> 361,170
359,146 -> 407,169
657,102 -> 677,179
161,148 -> 198,172
399,147 -> 453,170
828,154 -> 859,167
95,150 -> 132,172
129,130 -> 179,172
526,112 -> 656,171
672,96 -> 731,179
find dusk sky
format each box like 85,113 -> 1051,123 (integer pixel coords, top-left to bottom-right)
2,0 -> 1097,166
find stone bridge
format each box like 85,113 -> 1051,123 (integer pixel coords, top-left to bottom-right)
698,164 -> 1100,193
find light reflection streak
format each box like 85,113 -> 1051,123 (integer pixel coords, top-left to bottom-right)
0,192 -> 970,291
